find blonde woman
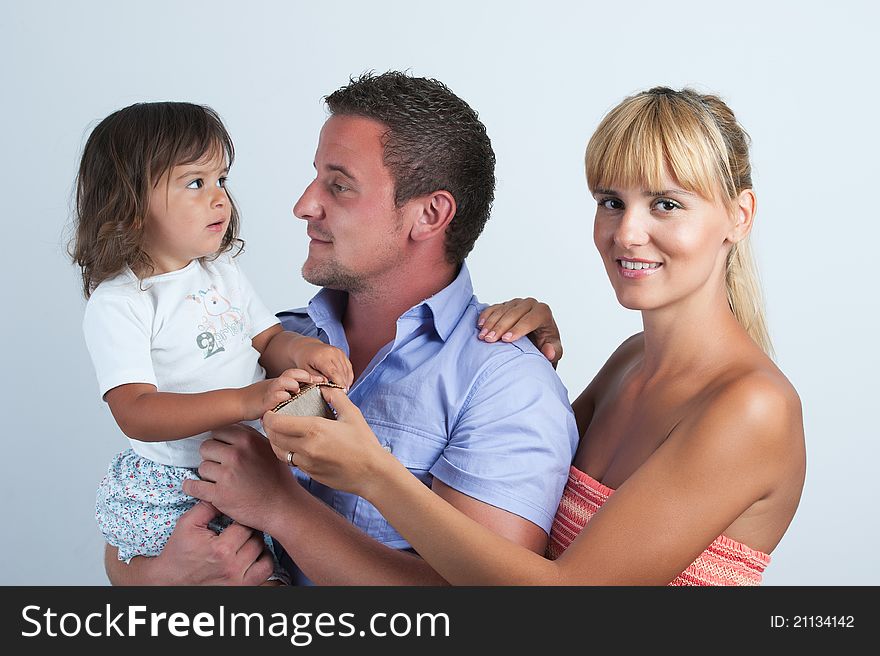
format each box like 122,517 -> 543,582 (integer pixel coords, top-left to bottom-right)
208,87 -> 807,585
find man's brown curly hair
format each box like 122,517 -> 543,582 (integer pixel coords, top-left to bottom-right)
325,72 -> 496,265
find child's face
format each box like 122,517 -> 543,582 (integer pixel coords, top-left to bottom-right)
143,149 -> 231,274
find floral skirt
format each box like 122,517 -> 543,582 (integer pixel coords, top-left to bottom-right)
96,448 -> 287,582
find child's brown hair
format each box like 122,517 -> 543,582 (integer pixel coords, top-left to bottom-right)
70,101 -> 243,297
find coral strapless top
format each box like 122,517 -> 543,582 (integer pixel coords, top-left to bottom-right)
547,465 -> 771,586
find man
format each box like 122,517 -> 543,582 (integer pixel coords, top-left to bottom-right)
105,71 -> 577,585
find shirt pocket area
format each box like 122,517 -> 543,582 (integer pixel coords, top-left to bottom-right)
355,420 -> 447,546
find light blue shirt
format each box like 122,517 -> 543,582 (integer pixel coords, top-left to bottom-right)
277,262 -> 578,584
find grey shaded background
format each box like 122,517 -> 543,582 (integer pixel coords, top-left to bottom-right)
2,0 -> 876,585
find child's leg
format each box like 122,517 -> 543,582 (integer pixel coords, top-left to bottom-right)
96,449 -> 289,583
95,449 -> 188,562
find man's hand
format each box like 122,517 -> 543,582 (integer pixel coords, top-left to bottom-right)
183,423 -> 297,535
477,298 -> 563,368
105,501 -> 274,585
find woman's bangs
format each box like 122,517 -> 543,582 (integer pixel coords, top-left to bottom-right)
587,98 -> 722,200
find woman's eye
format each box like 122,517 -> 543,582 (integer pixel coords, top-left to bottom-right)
186,179 -> 204,189
655,199 -> 682,212
599,198 -> 623,210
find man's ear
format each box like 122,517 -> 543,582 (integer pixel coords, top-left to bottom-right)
410,190 -> 456,242
727,188 -> 757,244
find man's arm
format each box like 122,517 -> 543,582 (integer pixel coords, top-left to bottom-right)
261,477 -> 450,585
268,476 -> 547,585
104,500 -> 274,586
431,480 -> 548,552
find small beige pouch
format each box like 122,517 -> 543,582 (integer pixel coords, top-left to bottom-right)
272,382 -> 346,419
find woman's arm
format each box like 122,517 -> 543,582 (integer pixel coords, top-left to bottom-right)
274,380 -> 799,585
477,298 -> 563,367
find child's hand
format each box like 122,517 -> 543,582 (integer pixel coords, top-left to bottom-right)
292,338 -> 354,389
241,369 -> 321,420
477,298 -> 563,368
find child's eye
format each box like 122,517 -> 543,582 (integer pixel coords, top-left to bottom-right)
217,177 -> 227,188
186,179 -> 204,189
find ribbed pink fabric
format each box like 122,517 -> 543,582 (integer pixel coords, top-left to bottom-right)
547,465 -> 771,586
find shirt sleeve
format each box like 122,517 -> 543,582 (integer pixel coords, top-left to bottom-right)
234,261 -> 280,338
429,351 -> 579,533
82,292 -> 157,399
278,308 -> 323,340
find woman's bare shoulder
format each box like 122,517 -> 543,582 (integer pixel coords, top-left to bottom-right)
573,333 -> 643,396
677,359 -> 805,485
710,362 -> 802,438
598,332 -> 644,380
571,333 -> 644,430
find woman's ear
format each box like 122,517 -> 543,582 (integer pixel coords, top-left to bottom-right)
410,190 -> 457,242
727,188 -> 757,244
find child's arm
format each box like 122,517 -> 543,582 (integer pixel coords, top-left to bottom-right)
254,324 -> 354,389
104,368 -> 315,442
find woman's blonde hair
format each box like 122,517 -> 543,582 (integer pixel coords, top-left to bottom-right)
585,87 -> 772,355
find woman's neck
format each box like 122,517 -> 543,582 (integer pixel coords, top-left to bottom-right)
638,286 -> 753,381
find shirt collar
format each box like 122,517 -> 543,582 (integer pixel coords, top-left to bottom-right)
305,261 -> 474,343
413,261 -> 473,341
306,286 -> 348,325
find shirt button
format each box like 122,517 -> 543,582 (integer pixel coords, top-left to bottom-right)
382,444 -> 392,453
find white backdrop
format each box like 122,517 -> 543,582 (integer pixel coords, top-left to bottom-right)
1,0 -> 876,585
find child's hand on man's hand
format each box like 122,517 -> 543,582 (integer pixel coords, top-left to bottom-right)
294,339 -> 354,389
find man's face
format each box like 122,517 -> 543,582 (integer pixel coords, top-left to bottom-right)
294,115 -> 408,293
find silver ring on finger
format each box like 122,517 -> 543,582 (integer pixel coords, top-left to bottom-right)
287,450 -> 295,467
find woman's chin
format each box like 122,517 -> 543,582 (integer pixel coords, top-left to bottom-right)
614,291 -> 658,311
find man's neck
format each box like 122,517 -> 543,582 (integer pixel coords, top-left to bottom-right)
341,261 -> 458,379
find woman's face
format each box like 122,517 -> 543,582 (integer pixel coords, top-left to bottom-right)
592,171 -> 739,313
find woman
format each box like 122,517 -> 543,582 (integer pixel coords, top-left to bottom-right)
265,86 -> 807,585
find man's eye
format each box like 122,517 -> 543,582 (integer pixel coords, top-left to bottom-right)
186,179 -> 204,189
332,183 -> 349,193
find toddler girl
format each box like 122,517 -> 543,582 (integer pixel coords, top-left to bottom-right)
70,101 -> 353,583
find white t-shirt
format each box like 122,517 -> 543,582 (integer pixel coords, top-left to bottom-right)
83,255 -> 279,467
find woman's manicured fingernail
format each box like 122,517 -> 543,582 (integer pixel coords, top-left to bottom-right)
486,331 -> 496,341
502,332 -> 513,341
478,329 -> 487,338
